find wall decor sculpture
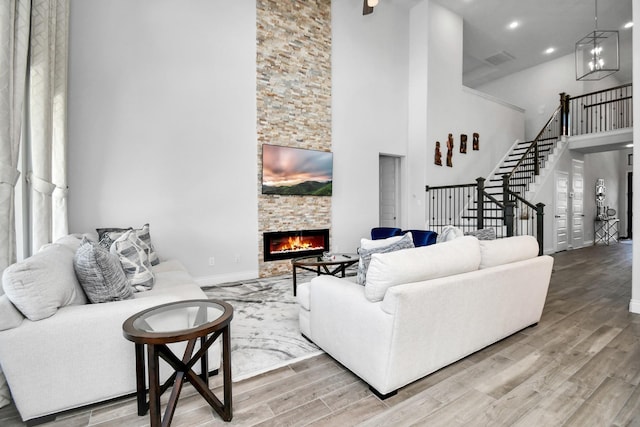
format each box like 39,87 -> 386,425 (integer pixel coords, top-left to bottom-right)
446,133 -> 454,167
460,134 -> 467,153
473,132 -> 479,150
434,141 -> 442,166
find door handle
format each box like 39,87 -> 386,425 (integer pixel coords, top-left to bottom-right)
555,215 -> 561,218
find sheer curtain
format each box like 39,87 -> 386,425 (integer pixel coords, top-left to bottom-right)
0,0 -> 69,409
27,0 -> 69,252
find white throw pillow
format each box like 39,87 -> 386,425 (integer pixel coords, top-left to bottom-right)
357,233 -> 415,285
2,244 -> 87,321
479,235 -> 539,269
436,225 -> 464,243
365,236 -> 481,302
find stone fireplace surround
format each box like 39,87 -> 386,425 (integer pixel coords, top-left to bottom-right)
256,0 -> 332,277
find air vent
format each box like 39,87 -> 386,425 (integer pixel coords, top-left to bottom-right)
484,51 -> 516,66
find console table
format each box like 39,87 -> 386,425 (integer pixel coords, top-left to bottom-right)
594,218 -> 619,245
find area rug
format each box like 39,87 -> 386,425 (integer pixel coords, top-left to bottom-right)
202,273 -> 322,381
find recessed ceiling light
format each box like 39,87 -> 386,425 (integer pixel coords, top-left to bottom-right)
544,47 -> 555,54
508,21 -> 519,30
624,21 -> 633,29
626,143 -> 634,148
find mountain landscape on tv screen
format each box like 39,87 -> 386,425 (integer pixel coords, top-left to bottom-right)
262,180 -> 332,196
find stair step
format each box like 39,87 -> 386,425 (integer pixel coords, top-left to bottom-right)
485,184 -> 527,189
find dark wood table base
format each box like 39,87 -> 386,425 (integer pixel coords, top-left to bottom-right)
135,325 -> 232,426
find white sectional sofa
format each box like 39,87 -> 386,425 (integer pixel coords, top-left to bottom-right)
0,234 -> 219,424
297,235 -> 553,398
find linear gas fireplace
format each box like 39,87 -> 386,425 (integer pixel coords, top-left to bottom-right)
263,229 -> 330,261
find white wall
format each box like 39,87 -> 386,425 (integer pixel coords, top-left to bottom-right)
477,53 -> 623,140
630,0 -> 640,314
67,0 -> 258,281
426,2 -> 525,188
331,0 -> 411,253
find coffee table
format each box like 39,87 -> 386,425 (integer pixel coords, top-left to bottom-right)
122,299 -> 233,426
291,253 -> 359,296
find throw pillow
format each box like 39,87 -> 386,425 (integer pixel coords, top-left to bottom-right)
110,230 -> 155,292
464,228 -> 496,240
365,236 -> 481,302
97,223 -> 160,266
134,224 -> 160,266
357,232 -> 414,285
479,235 -> 539,269
436,225 -> 464,243
74,237 -> 133,303
2,244 -> 88,321
97,227 -> 132,250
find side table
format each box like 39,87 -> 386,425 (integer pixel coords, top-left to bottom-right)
292,253 -> 359,296
123,299 -> 233,426
594,218 -> 620,245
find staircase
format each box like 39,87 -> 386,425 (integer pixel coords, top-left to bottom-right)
426,84 -> 633,254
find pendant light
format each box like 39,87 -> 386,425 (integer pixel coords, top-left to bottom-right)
575,0 -> 619,80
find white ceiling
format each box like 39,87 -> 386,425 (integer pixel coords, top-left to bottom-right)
405,0 -> 633,87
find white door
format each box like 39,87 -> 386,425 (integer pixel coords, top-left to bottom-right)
379,155 -> 400,227
555,171 -> 569,252
571,160 -> 585,248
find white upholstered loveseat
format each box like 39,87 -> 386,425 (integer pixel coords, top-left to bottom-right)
0,234 -> 219,424
297,235 -> 553,398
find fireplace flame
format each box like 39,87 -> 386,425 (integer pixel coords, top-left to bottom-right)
270,235 -> 326,255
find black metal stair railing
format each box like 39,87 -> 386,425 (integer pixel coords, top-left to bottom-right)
425,178 -> 544,254
568,83 -> 633,135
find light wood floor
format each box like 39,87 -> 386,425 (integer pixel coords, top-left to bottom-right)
2,242 -> 639,426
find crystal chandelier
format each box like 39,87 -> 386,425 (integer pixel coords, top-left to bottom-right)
575,0 -> 619,80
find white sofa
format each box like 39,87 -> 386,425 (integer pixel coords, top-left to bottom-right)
0,234 -> 220,424
297,235 -> 553,398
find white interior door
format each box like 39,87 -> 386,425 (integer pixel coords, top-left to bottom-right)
379,155 -> 400,227
555,171 -> 569,252
571,159 -> 585,248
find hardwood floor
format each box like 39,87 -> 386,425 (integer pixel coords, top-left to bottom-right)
1,242 -> 639,426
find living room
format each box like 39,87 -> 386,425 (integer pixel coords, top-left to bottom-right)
1,0 -> 640,425
62,0 -> 635,283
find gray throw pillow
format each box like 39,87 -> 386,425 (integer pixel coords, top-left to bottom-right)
74,237 -> 133,303
2,244 -> 87,321
464,228 -> 496,240
357,232 -> 415,285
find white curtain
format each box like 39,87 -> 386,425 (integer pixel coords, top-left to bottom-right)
27,0 -> 69,252
0,0 -> 69,409
0,0 -> 31,410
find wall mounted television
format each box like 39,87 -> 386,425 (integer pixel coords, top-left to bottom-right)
261,144 -> 333,196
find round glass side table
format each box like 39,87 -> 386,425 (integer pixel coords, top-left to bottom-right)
123,299 -> 233,425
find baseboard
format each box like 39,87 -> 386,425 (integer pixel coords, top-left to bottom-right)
195,270 -> 259,287
629,299 -> 640,314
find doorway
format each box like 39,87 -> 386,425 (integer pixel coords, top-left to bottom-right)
571,159 -> 585,248
379,155 -> 401,227
554,171 -> 569,252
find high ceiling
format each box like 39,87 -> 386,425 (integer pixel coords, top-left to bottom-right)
410,0 -> 633,87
